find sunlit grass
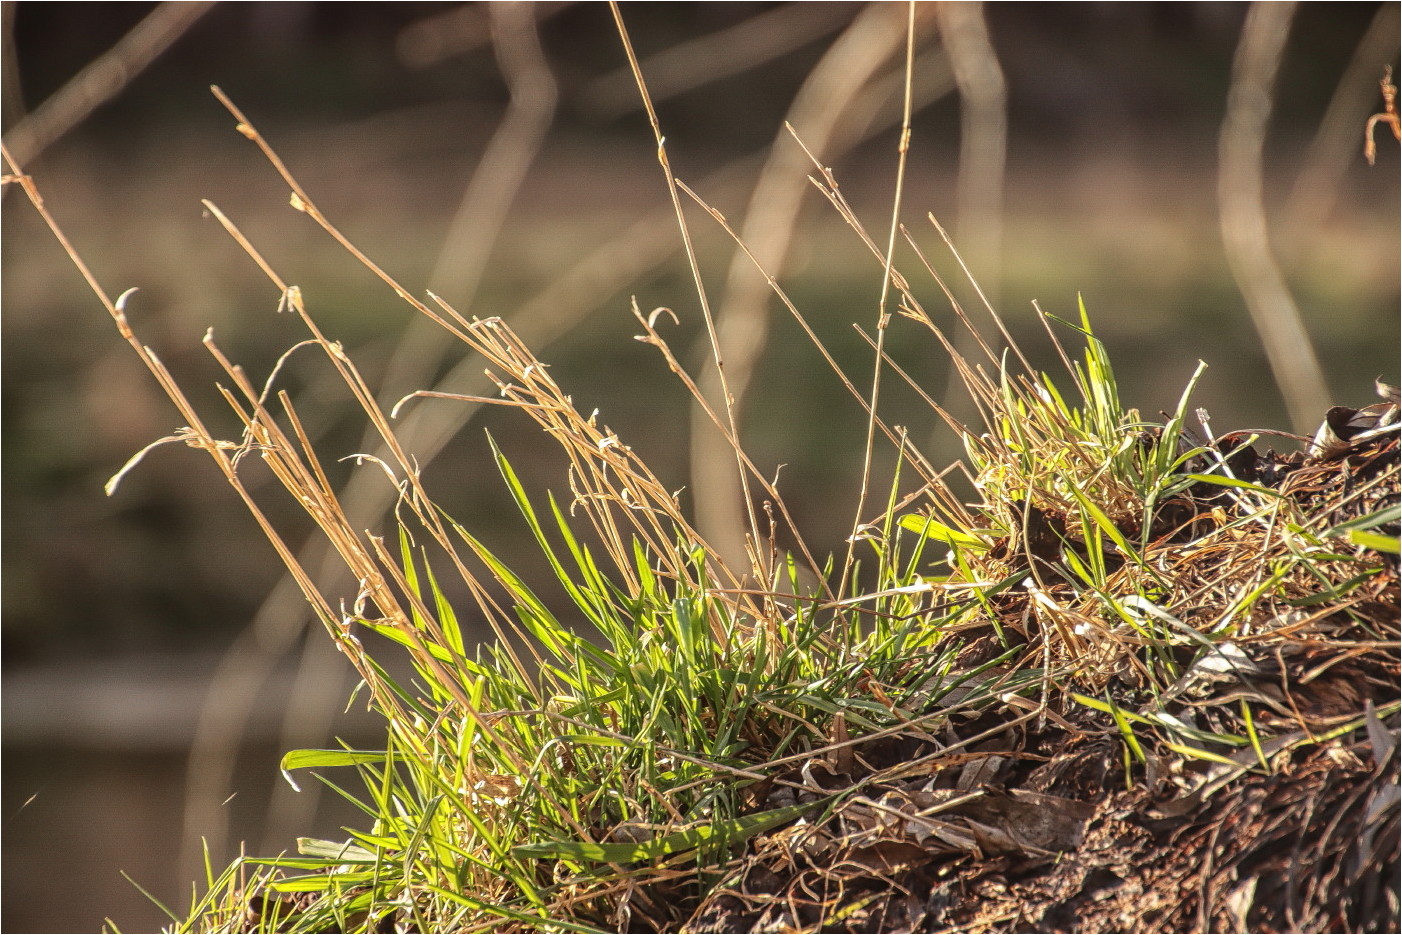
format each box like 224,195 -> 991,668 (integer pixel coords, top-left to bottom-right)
9,24 -> 1395,935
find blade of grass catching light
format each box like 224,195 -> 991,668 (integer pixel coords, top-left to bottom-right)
898,513 -> 993,550
1070,693 -> 1146,763
513,797 -> 830,863
281,749 -> 387,769
119,871 -> 181,925
357,619 -> 457,663
280,748 -> 387,792
1348,530 -> 1400,553
1182,473 -> 1285,496
1163,742 -> 1251,768
1239,699 -> 1270,771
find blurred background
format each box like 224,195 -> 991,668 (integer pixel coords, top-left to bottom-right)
3,2 -> 1397,931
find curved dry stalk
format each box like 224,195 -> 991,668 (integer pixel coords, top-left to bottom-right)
632,298 -> 830,602
1365,64 -> 1401,165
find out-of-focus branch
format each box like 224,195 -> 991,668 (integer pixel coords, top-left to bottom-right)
395,1 -> 571,69
936,0 -> 1005,302
2,2 -> 216,165
377,0 -> 559,409
581,3 -> 858,118
1283,2 -> 1399,235
2,2 -> 23,129
1219,2 -> 1329,433
837,44 -> 954,148
933,1 -> 1007,428
428,3 -> 559,307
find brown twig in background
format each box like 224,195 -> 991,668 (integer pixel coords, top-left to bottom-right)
372,0 -> 559,457
1218,0 -> 1330,434
1,1 -> 215,165
581,2 -> 857,119
935,0 -> 1006,305
1,1 -> 23,128
422,2 -> 559,322
394,1 -> 570,70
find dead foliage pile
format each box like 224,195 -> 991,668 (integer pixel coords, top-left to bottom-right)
670,394 -> 1399,935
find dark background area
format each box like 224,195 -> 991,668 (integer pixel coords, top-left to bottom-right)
3,3 -> 1398,932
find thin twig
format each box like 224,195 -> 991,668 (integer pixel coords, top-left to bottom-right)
610,0 -> 760,598
841,0 -> 921,597
690,1 -> 910,579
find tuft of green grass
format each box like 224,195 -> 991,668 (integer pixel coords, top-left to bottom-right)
12,28 -> 1391,935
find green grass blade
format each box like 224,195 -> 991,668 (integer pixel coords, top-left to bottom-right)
513,798 -> 830,863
